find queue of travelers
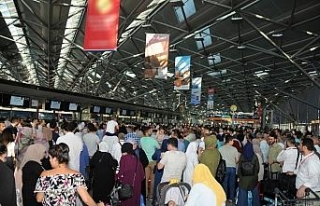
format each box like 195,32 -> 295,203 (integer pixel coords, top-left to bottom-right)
0,116 -> 320,206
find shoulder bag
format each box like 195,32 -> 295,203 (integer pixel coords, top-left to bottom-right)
118,157 -> 138,200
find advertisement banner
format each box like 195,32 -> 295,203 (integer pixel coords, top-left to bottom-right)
144,33 -> 169,79
174,56 -> 191,90
207,87 -> 215,110
84,0 -> 121,51
191,77 -> 202,105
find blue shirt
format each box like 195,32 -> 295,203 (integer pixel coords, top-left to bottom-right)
125,132 -> 140,146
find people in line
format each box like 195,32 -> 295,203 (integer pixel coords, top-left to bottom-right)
0,143 -> 17,206
56,122 -> 83,171
183,141 -> 199,186
295,138 -> 320,202
83,123 -> 100,159
21,144 -> 47,206
140,126 -> 160,199
157,137 -> 187,182
117,143 -> 145,206
219,134 -> 239,203
185,164 -> 226,206
35,143 -> 96,206
199,135 -> 220,177
237,142 -> 260,206
90,142 -> 118,204
1,115 -> 320,206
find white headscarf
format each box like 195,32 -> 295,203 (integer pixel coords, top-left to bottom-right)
183,141 -> 199,185
99,142 -> 109,152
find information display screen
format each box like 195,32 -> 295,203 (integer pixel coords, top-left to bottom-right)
121,109 -> 127,116
69,103 -> 78,111
129,110 -> 135,116
93,106 -> 100,113
31,99 -> 39,108
50,101 -> 61,110
10,96 -> 24,106
105,107 -> 112,114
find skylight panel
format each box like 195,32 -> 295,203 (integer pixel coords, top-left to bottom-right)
195,28 -> 212,50
208,53 -> 221,65
173,0 -> 196,23
0,0 -> 38,84
55,0 -> 86,89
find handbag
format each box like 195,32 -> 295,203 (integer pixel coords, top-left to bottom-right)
118,158 -> 138,200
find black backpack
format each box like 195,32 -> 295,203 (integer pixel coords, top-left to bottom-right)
215,153 -> 226,183
240,156 -> 255,176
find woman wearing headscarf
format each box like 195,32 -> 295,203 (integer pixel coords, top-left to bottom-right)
0,143 -> 17,206
117,143 -> 145,206
21,144 -> 47,206
183,141 -> 199,186
125,138 -> 149,205
185,164 -> 226,206
199,136 -> 220,177
252,138 -> 264,182
237,142 -> 260,206
90,142 -> 118,204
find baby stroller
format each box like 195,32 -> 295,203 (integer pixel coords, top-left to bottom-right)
155,182 -> 191,206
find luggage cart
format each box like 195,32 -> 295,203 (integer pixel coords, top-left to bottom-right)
274,188 -> 320,206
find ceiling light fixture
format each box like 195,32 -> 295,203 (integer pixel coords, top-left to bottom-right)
237,45 -> 246,50
231,16 -> 243,21
272,33 -> 283,38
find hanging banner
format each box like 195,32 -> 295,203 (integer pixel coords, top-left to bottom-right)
174,56 -> 191,90
191,77 -> 202,105
207,87 -> 215,110
83,0 -> 121,51
144,33 -> 169,79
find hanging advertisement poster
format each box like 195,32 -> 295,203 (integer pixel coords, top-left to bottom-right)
191,77 -> 202,105
144,33 -> 169,79
174,56 -> 191,90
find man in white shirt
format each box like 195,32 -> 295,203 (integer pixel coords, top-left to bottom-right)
105,116 -> 119,136
260,132 -> 269,163
277,136 -> 300,173
219,135 -> 238,203
312,136 -> 320,154
295,138 -> 320,200
56,122 -> 83,171
158,138 -> 187,183
82,123 -> 100,158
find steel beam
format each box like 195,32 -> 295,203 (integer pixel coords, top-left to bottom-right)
241,14 -> 320,89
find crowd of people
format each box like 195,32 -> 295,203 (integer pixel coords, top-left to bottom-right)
0,116 -> 320,206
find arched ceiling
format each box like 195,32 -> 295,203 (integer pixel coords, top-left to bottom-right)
0,0 -> 319,113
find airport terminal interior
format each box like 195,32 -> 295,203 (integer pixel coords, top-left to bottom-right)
0,0 -> 320,206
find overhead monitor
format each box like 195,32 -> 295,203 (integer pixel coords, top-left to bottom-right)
50,100 -> 61,110
93,106 -> 100,113
69,103 -> 79,111
10,96 -> 25,106
31,99 -> 39,108
129,110 -> 135,116
105,107 -> 112,114
121,109 -> 127,116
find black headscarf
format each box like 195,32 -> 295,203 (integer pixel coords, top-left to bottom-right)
121,143 -> 135,155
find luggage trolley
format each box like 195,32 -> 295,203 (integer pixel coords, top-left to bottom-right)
274,188 -> 320,206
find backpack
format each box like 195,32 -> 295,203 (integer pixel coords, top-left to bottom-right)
215,153 -> 226,183
240,155 -> 256,176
